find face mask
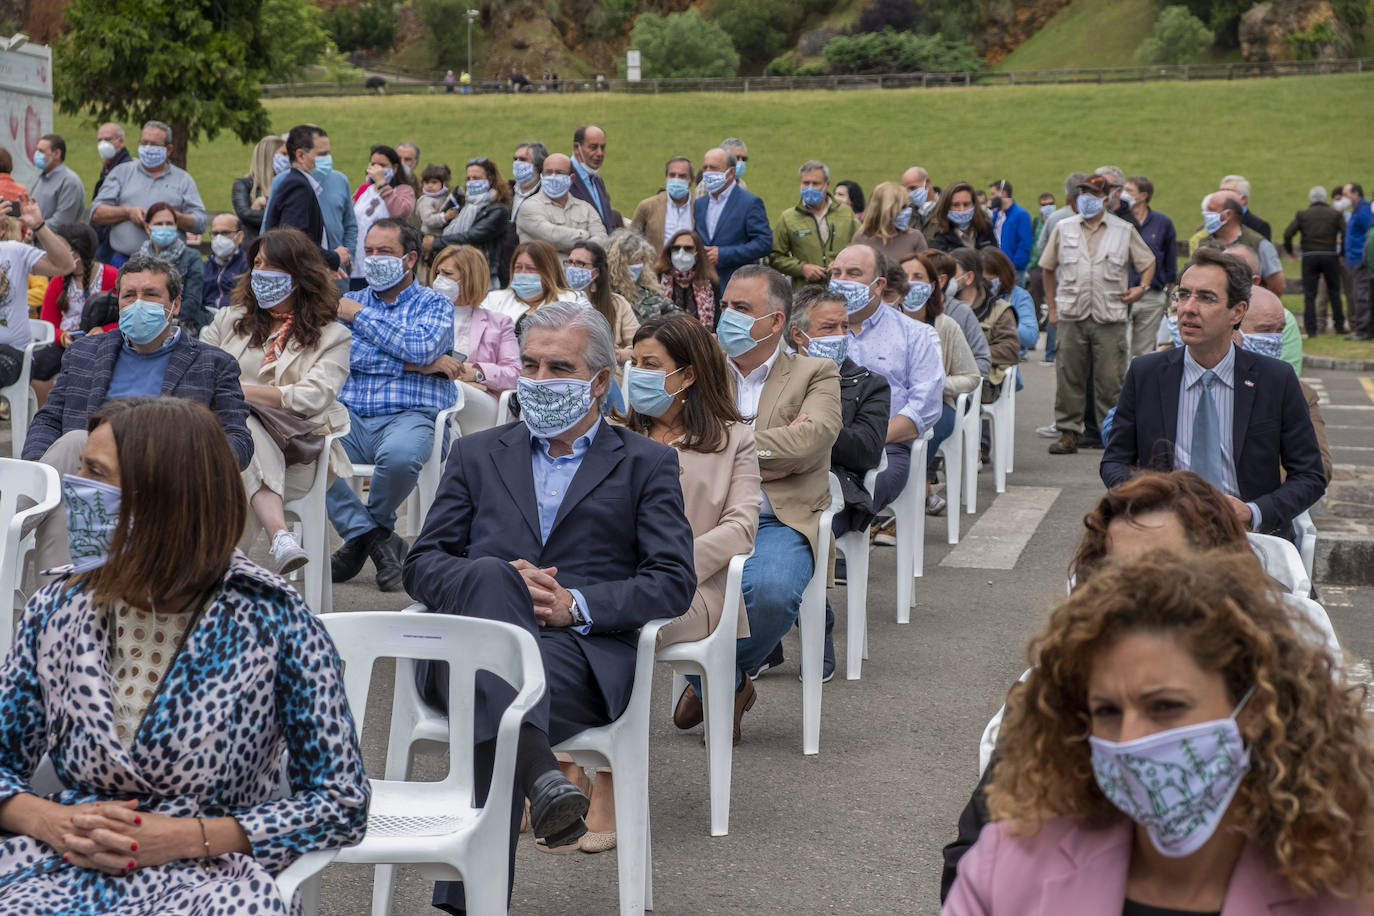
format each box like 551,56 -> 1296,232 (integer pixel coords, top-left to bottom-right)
564,265 -> 594,291
364,254 -> 407,291
948,207 -> 975,228
430,276 -> 461,303
904,281 -> 932,313
149,225 -> 179,248
251,269 -> 294,308
576,155 -> 598,178
97,140 -> 117,161
1040,204 -> 1055,218
1242,331 -> 1284,360
119,299 -> 170,345
422,187 -> 448,199
988,277 -> 1002,297
1167,315 -> 1183,348
629,263 -> 644,282
313,154 -> 333,179
625,365 -> 685,417
715,307 -> 772,358
509,273 -> 544,301
138,145 -> 168,169
894,208 -> 912,232
541,174 -> 572,199
909,187 -> 928,209
828,278 -> 875,314
63,474 -> 122,573
32,151 -> 46,170
466,179 -> 491,199
800,186 -> 825,207
1090,687 -> 1255,858
382,167 -> 395,183
517,376 -> 594,438
988,196 -> 1003,212
1335,197 -> 1352,213
272,152 -> 289,175
512,160 -> 536,184
210,235 -> 237,260
1119,191 -> 1136,208
802,333 -> 848,367
733,160 -> 746,180
702,171 -> 730,194
665,177 -> 690,200
670,250 -> 696,273
1202,210 -> 1224,235
946,275 -> 965,302
1077,194 -> 1105,219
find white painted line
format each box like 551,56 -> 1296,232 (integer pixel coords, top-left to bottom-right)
940,486 -> 1061,570
1321,587 -> 1353,607
1324,405 -> 1374,411
1332,446 -> 1374,452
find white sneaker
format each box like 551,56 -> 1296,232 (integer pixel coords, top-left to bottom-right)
270,531 -> 310,575
1035,424 -> 1059,439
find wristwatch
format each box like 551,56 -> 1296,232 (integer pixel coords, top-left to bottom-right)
566,597 -> 586,627
473,367 -> 486,384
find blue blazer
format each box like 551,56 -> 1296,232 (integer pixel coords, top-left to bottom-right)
569,169 -> 616,236
403,420 -> 696,731
262,168 -> 341,270
692,185 -> 773,291
1100,346 -> 1325,536
22,329 -> 253,468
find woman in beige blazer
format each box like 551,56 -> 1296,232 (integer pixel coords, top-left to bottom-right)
201,228 -> 353,574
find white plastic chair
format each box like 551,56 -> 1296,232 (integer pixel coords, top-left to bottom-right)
1248,531 -> 1311,597
795,477 -> 841,755
554,617 -> 671,916
830,460 -> 879,681
0,459 -> 59,646
0,320 -> 54,459
658,553 -> 749,836
453,381 -> 506,436
1294,509 -> 1317,582
980,364 -> 1018,494
282,428 -> 348,615
319,610 -> 546,916
937,391 -> 981,542
873,431 -> 932,624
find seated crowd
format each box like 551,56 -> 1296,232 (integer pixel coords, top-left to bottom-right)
0,118 -> 1366,914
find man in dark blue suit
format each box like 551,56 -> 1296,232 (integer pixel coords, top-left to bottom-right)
693,146 -> 773,296
1101,247 -> 1325,537
568,123 -> 616,235
261,124 -> 342,271
403,301 -> 696,913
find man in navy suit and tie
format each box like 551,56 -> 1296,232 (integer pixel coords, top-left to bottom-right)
568,124 -> 616,235
693,146 -> 773,294
1101,247 -> 1325,537
261,124 -> 341,270
403,301 -> 696,912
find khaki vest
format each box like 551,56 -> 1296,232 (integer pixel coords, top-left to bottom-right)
1053,213 -> 1133,323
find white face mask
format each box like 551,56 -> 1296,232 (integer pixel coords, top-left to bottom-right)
431,276 -> 461,303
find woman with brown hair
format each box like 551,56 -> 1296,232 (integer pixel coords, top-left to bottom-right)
436,158 -> 512,290
565,239 -> 639,365
854,181 -> 929,267
201,227 -> 352,573
655,228 -> 720,327
0,397 -> 369,913
479,239 -> 588,333
945,549 -> 1374,915
930,181 -> 997,252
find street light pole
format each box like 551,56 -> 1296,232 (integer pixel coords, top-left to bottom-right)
465,9 -> 479,82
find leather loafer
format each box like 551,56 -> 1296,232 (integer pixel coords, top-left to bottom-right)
330,527 -> 384,583
732,677 -> 757,746
1048,431 -> 1079,455
673,684 -> 703,730
370,531 -> 408,592
527,769 -> 589,848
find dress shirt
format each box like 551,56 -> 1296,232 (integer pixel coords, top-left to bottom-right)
846,304 -> 944,436
571,158 -> 606,225
339,279 -> 456,418
510,180 -> 540,223
1130,208 -> 1178,290
1175,345 -> 1261,528
705,180 -> 737,238
664,195 -> 693,245
530,418 -> 598,633
729,342 -> 781,517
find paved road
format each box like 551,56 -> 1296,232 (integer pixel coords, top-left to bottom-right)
3,354 -> 1370,915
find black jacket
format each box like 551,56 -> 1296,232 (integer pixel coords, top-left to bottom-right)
1242,208 -> 1273,241
832,358 -> 890,519
1283,202 -> 1345,256
435,201 -> 512,285
930,225 -> 997,252
230,176 -> 266,241
261,168 -> 341,270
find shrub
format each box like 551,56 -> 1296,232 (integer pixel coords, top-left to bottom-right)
624,9 -> 740,79
1136,5 -> 1215,64
822,28 -> 982,74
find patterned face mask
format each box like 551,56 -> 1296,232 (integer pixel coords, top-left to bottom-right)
1089,687 -> 1255,858
63,474 -> 122,573
1242,332 -> 1283,361
517,376 -> 595,438
1167,315 -> 1184,348
251,269 -> 294,308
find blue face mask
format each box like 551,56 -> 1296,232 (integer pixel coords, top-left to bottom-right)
63,474 -> 122,573
1167,315 -> 1183,348
382,167 -> 395,183
716,307 -> 772,358
32,150 -> 46,171
904,281 -> 933,314
541,173 -> 572,198
509,273 -> 544,301
909,186 -> 928,209
466,179 -> 491,199
149,225 -> 179,248
517,376 -> 594,438
702,171 -> 730,194
1040,204 -> 1055,218
802,333 -> 848,367
313,154 -> 333,178
828,278 -> 875,314
564,265 -> 594,291
625,365 -> 685,418
665,177 -> 690,200
364,254 -> 407,291
1077,194 -> 1105,219
800,186 -> 826,207
272,152 -> 290,175
1202,210 -> 1224,235
119,299 -> 170,345
512,160 -> 536,184
894,208 -> 912,232
138,145 -> 168,169
629,263 -> 644,282
948,207 -> 975,228
733,159 -> 746,180
1242,331 -> 1284,360
988,277 -> 1002,297
251,269 -> 294,308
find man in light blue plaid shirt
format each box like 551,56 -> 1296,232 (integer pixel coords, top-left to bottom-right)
326,218 -> 456,591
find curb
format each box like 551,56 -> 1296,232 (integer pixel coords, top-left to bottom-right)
1316,531 -> 1374,588
1303,355 -> 1374,371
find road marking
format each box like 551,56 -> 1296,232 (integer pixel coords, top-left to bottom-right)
1361,376 -> 1374,404
940,486 -> 1061,570
1324,405 -> 1374,411
1333,445 -> 1374,452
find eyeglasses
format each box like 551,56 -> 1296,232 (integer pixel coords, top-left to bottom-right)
669,245 -> 696,254
1170,288 -> 1222,307
542,170 -> 570,177
563,258 -> 594,269
209,229 -> 240,237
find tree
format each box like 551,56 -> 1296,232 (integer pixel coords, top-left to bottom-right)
822,28 -> 981,74
1136,5 -> 1215,64
710,0 -> 802,71
416,0 -> 484,68
852,0 -> 917,35
261,0 -> 330,83
54,0 -> 274,170
625,9 -> 740,78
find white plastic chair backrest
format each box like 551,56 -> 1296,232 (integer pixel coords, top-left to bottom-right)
28,319 -> 53,345
319,611 -> 545,796
496,388 -> 515,424
0,460 -> 60,635
1247,532 -> 1310,596
1280,592 -> 1343,666
453,382 -> 501,435
978,666 -> 1032,777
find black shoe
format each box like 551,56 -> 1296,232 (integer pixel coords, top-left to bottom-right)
833,557 -> 847,586
330,527 -> 385,583
370,531 -> 408,592
527,770 -> 589,848
746,642 -> 785,680
1078,436 -> 1105,450
822,602 -> 836,683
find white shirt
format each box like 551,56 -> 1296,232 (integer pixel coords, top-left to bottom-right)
729,342 -> 781,517
1174,345 -> 1261,528
664,195 -> 693,246
705,180 -> 737,238
451,305 -> 474,356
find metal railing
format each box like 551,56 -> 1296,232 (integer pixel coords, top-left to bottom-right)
261,56 -> 1373,98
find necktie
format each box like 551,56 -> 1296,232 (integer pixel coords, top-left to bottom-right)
1191,369 -> 1224,488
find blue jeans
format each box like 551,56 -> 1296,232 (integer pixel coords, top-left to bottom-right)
1044,322 -> 1057,362
326,406 -> 438,540
927,402 -> 957,476
735,515 -> 814,685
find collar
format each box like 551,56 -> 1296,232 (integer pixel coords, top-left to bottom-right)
38,163 -> 65,180
729,340 -> 781,385
849,300 -> 888,335
571,157 -> 597,184
1183,343 -> 1237,389
121,326 -> 182,356
298,167 -> 323,195
530,416 -> 600,461
709,180 -> 736,205
517,178 -> 541,197
137,161 -> 171,180
363,276 -> 421,308
666,192 -> 690,211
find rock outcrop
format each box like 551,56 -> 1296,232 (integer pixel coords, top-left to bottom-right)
977,0 -> 1075,65
1239,0 -> 1353,61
